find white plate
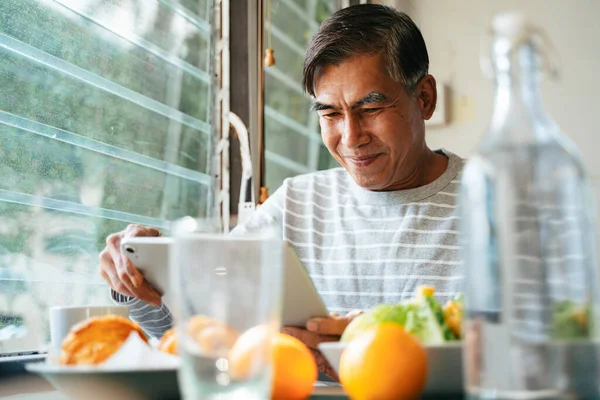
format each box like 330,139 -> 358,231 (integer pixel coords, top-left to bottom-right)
25,363 -> 179,400
26,363 -> 347,399
318,342 -> 463,394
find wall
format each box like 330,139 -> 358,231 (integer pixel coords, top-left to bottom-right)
397,0 -> 600,219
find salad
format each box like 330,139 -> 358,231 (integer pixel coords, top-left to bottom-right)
341,286 -> 463,345
341,287 -> 593,344
552,299 -> 591,340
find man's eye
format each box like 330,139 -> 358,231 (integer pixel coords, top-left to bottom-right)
322,112 -> 341,118
363,108 -> 382,114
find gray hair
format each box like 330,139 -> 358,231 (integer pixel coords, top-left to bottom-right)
303,4 -> 429,97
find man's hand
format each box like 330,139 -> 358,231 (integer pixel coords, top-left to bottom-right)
282,310 -> 363,380
99,224 -> 162,306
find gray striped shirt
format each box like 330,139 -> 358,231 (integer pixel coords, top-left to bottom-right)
114,149 -> 464,336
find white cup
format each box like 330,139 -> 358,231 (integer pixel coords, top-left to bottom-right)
49,305 -> 130,355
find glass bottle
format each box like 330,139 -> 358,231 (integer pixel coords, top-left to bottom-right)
460,13 -> 600,400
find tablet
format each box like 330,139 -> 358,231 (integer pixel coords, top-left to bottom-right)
281,241 -> 330,326
120,237 -> 328,327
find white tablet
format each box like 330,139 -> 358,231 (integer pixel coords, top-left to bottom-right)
120,237 -> 328,327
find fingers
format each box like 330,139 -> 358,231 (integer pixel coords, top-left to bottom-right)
108,229 -> 146,288
105,232 -> 138,289
345,309 -> 364,319
133,280 -> 162,306
100,250 -> 161,305
106,225 -> 161,287
120,225 -> 162,305
121,224 -> 161,286
124,224 -> 162,238
307,316 -> 351,336
309,349 -> 339,381
121,249 -> 145,288
99,251 -> 135,298
281,327 -> 340,380
307,310 -> 364,335
281,326 -> 339,350
100,224 -> 163,306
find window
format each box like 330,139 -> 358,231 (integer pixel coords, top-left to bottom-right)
263,0 -> 340,192
0,0 -> 212,354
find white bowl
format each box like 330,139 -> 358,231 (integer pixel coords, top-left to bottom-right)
318,341 -> 463,394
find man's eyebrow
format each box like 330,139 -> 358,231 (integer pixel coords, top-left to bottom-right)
351,92 -> 389,109
312,92 -> 388,112
312,102 -> 339,112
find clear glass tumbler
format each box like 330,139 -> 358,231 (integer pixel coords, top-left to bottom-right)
170,218 -> 283,400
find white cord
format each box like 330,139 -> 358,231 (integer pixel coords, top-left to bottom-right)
229,111 -> 253,203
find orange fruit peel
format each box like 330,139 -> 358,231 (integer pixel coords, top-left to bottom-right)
340,323 -> 427,400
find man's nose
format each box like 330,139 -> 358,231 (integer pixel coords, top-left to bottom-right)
341,115 -> 369,149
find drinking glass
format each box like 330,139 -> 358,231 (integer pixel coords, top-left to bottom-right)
170,217 -> 283,400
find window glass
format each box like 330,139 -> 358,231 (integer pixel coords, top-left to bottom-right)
0,0 -> 212,354
263,0 -> 339,193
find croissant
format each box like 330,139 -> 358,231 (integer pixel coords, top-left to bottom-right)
60,315 -> 148,365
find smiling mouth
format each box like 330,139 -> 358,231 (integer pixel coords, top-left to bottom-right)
347,154 -> 381,167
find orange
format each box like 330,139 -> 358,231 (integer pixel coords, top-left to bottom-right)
229,324 -> 271,380
229,329 -> 317,400
271,333 -> 318,400
339,323 -> 427,400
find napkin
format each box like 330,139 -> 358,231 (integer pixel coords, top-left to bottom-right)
102,332 -> 180,369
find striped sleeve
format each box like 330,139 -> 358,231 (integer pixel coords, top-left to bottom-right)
110,288 -> 173,338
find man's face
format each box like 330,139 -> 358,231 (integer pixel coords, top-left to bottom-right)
314,54 -> 430,191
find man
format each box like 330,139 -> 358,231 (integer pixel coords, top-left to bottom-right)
99,4 -> 463,377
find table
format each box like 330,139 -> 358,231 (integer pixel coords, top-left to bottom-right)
1,383 -> 463,400
3,391 -> 463,400
0,365 -> 463,399
1,376 -> 349,399
2,391 -> 464,400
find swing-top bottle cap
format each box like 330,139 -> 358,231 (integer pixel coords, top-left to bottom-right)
488,12 -> 559,80
492,12 -> 532,42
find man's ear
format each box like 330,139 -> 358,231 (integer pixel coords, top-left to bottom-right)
417,75 -> 437,120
